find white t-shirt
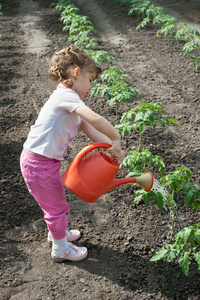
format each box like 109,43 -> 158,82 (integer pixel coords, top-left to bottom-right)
24,83 -> 85,160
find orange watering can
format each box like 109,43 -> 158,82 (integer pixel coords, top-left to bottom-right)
62,142 -> 154,203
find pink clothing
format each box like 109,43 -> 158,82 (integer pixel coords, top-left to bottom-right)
20,84 -> 85,240
20,148 -> 70,240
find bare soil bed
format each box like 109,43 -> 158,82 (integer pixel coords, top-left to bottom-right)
1,0 -> 200,299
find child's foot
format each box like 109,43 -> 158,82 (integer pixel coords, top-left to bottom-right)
51,242 -> 88,262
47,229 -> 81,245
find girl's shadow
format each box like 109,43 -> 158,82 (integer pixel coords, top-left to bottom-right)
72,241 -> 200,300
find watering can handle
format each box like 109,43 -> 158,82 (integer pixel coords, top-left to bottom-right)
73,142 -> 112,166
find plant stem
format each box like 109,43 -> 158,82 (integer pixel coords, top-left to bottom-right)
116,104 -> 119,123
138,133 -> 142,152
171,189 -> 176,240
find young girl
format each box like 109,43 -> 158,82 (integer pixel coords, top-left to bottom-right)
20,45 -> 124,263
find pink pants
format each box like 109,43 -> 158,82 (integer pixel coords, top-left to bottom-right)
20,148 -> 70,240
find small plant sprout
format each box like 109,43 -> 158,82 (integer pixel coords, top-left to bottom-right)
69,16 -> 95,36
182,37 -> 200,71
117,102 -> 177,151
136,4 -> 164,29
129,165 -> 200,275
55,1 -> 98,50
133,186 -> 165,212
128,0 -> 151,17
174,22 -> 200,43
87,50 -> 118,64
50,0 -> 69,10
150,222 -> 200,276
123,149 -> 165,177
122,149 -> 166,212
91,67 -> 142,121
160,167 -> 200,239
155,16 -> 177,39
68,31 -> 98,49
100,67 -> 130,83
114,0 -> 200,71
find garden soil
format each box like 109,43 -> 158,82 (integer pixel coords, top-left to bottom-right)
1,0 -> 200,299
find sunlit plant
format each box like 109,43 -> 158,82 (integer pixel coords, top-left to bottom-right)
116,101 -> 177,151
174,22 -> 200,43
91,67 -> 142,121
161,167 -> 200,238
151,222 -> 200,276
123,149 -> 165,177
128,0 -> 151,16
68,31 -> 98,49
87,50 -> 118,64
155,16 -> 177,38
132,164 -> 200,275
50,0 -> 72,10
136,4 -> 164,29
113,0 -> 200,71
182,37 -> 200,71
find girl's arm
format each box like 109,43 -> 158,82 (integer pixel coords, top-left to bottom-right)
74,105 -> 120,141
75,105 -> 124,163
80,119 -> 111,144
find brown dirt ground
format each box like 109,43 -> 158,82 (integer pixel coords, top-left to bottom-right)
1,0 -> 200,299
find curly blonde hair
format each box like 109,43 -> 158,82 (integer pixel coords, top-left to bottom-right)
48,45 -> 102,88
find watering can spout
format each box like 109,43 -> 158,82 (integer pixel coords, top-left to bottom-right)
62,143 -> 154,203
105,171 -> 154,193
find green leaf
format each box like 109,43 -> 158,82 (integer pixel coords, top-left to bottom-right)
193,200 -> 200,210
167,249 -> 176,262
154,191 -> 164,211
150,248 -> 168,261
185,188 -> 194,205
181,227 -> 192,245
134,111 -> 143,122
160,118 -> 165,128
133,194 -> 143,205
143,193 -> 150,207
193,252 -> 200,269
187,235 -> 196,246
169,118 -> 178,125
182,182 -> 190,194
178,254 -> 191,276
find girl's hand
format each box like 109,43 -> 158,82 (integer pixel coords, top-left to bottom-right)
108,140 -> 125,164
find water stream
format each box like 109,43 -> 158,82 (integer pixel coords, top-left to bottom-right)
152,178 -> 177,239
152,178 -> 171,204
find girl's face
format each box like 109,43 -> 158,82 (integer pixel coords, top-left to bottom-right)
72,68 -> 96,99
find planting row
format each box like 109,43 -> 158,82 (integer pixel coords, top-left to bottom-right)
51,0 -> 200,276
114,0 -> 200,72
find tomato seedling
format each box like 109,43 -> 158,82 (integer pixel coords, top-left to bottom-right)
150,222 -> 200,276
117,101 -> 177,151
